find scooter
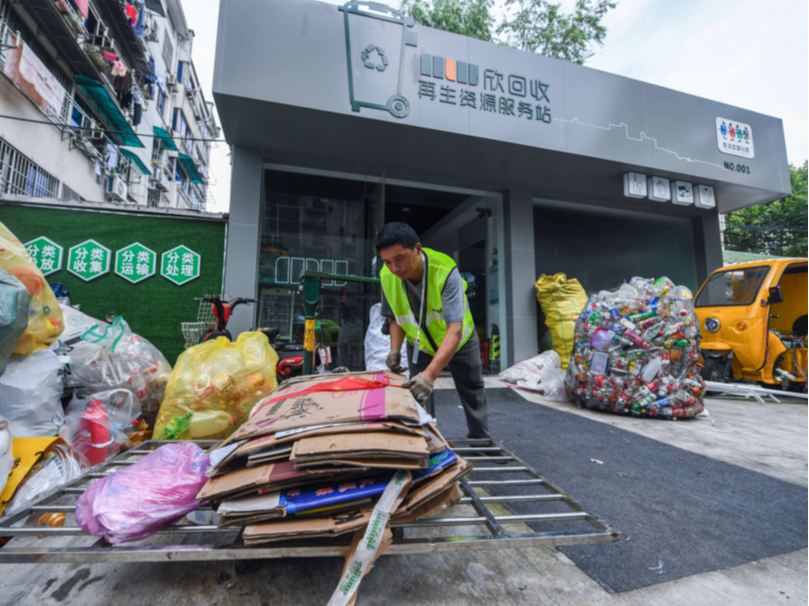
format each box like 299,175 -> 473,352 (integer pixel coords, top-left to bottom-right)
197,296 -> 306,378
198,296 -> 258,342
257,327 -> 305,379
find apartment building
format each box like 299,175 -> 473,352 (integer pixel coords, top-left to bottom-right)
0,0 -> 218,210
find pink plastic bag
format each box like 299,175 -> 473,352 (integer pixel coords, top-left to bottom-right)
76,443 -> 210,543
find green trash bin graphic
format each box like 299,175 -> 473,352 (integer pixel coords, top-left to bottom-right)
339,1 -> 418,119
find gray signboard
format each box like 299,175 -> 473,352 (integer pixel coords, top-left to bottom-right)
214,0 -> 791,211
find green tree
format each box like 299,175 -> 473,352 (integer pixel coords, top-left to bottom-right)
723,161 -> 808,257
497,0 -> 616,64
399,0 -> 496,41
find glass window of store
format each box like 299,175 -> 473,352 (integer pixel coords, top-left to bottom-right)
259,171 -> 378,371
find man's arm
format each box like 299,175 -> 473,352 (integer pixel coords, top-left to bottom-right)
420,321 -> 462,384
389,318 -> 405,352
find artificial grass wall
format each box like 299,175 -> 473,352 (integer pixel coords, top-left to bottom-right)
0,204 -> 226,365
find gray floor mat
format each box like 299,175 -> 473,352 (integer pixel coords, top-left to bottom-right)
434,387 -> 808,593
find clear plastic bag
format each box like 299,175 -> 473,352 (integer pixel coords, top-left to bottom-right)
69,317 -> 172,417
60,389 -> 141,465
1,442 -> 87,521
528,367 -> 568,401
153,332 -> 279,440
0,418 -> 12,496
566,277 -> 705,418
75,443 -> 211,543
0,221 -> 64,354
0,349 -> 63,436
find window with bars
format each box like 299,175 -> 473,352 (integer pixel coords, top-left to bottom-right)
0,136 -> 60,198
162,32 -> 174,71
60,183 -> 83,201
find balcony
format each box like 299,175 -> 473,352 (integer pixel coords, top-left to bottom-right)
92,0 -> 151,75
13,0 -> 104,80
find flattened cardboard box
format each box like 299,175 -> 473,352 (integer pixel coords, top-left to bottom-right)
212,421 -> 424,472
291,432 -> 429,462
198,460 -> 311,501
243,508 -> 376,544
226,372 -> 419,444
243,476 -> 411,545
391,482 -> 462,524
397,458 -> 472,514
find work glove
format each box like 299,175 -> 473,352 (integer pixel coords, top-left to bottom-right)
386,350 -> 405,373
403,373 -> 433,404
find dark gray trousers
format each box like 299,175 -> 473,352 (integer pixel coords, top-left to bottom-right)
407,332 -> 490,439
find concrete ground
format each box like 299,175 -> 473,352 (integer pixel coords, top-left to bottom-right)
0,383 -> 805,606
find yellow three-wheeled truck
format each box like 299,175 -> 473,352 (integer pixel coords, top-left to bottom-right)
694,258 -> 807,392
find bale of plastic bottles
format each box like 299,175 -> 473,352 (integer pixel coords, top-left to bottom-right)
564,276 -> 706,419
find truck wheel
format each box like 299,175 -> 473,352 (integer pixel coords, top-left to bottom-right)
701,357 -> 727,382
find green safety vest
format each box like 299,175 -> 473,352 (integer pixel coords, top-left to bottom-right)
380,247 -> 475,357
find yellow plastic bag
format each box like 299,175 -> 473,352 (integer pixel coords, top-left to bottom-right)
154,332 -> 279,440
0,221 -> 64,354
535,273 -> 588,368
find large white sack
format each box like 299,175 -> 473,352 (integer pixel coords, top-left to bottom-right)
499,350 -> 561,384
364,303 -> 409,378
0,349 -> 63,436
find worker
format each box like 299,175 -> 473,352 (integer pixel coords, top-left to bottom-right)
377,222 -> 489,440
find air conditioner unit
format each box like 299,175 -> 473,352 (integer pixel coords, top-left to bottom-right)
145,20 -> 159,42
166,72 -> 177,91
150,168 -> 169,191
105,174 -> 128,201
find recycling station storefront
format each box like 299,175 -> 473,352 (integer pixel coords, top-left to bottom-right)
213,0 -> 791,370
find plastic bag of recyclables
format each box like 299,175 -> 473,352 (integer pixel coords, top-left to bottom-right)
69,317 -> 172,420
0,349 -> 64,436
498,350 -> 569,401
76,443 -> 210,544
0,220 -> 64,354
153,332 -> 279,441
60,388 -> 142,466
564,277 -> 707,419
0,417 -> 12,496
0,270 -> 30,375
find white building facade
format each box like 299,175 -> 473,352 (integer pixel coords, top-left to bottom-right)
0,0 -> 218,210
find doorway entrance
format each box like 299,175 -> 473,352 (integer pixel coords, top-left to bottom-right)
257,166 -> 506,373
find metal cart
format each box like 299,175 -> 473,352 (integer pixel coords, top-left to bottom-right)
0,439 -> 618,563
338,0 -> 417,118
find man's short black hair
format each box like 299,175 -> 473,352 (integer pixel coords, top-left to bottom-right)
375,222 -> 420,253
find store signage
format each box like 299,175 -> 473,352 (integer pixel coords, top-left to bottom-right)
340,2 -> 552,123
716,117 -> 754,159
115,243 -> 157,284
67,240 -> 111,282
24,236 -> 63,276
647,176 -> 671,202
693,185 -> 716,209
161,245 -> 201,285
671,181 -> 694,206
623,172 -> 647,198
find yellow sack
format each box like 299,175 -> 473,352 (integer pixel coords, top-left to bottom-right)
154,332 -> 279,441
0,221 -> 64,354
535,273 -> 588,368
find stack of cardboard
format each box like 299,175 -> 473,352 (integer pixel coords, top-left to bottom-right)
197,372 -> 472,545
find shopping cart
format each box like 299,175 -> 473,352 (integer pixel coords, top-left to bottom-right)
338,0 -> 418,118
